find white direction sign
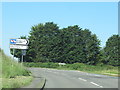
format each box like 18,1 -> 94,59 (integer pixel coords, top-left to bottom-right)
10,45 -> 28,49
16,39 -> 29,45
10,39 -> 29,45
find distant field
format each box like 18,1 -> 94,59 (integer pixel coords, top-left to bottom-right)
0,50 -> 32,89
24,62 -> 119,77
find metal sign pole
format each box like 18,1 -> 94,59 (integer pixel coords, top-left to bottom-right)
13,49 -> 14,60
21,54 -> 23,65
21,49 -> 26,65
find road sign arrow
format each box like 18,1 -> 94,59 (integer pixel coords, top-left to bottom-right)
16,39 -> 29,45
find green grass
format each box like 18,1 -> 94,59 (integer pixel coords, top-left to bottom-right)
24,62 -> 119,77
2,76 -> 32,88
0,50 -> 33,89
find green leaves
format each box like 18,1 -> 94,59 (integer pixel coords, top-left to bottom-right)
9,22 -> 119,66
103,35 -> 120,66
10,22 -> 102,65
25,22 -> 101,65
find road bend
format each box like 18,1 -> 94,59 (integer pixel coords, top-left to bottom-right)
27,68 -> 118,88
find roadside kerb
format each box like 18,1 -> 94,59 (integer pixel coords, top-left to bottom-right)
23,75 -> 46,89
36,77 -> 46,89
15,75 -> 46,90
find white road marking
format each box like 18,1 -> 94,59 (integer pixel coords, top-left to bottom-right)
94,75 -> 101,77
78,78 -> 87,81
90,82 -> 103,88
94,75 -> 99,76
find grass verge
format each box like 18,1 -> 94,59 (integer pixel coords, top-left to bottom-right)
2,76 -> 32,88
24,62 -> 119,77
0,49 -> 33,89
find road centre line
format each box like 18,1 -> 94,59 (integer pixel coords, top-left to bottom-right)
78,78 -> 87,81
90,82 -> 103,88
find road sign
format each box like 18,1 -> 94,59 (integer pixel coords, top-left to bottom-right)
10,39 -> 29,45
10,39 -> 17,44
10,45 -> 28,49
22,49 -> 26,56
16,39 -> 29,45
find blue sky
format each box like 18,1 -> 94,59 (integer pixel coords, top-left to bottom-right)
2,2 -> 118,56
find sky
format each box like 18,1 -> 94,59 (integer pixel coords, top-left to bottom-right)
1,2 -> 118,56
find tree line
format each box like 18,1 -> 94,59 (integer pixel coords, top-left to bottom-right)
10,22 -> 119,66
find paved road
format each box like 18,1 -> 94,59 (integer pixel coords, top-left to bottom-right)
28,68 -> 118,88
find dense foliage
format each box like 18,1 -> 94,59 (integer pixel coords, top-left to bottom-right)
10,22 -> 101,65
10,22 -> 119,66
103,35 -> 120,66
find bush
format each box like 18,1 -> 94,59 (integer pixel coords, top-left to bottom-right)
69,63 -> 81,70
24,62 -> 59,68
23,62 -> 118,76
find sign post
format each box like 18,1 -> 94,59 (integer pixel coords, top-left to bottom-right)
21,49 -> 26,64
21,54 -> 23,65
10,38 -> 29,64
13,49 -> 15,60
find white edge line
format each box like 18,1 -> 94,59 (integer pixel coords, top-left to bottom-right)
90,82 -> 103,88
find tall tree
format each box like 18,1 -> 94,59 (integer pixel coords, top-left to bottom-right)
28,22 -> 59,62
104,35 -> 120,66
10,22 -> 101,65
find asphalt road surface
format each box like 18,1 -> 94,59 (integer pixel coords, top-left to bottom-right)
28,68 -> 118,88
